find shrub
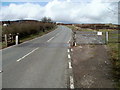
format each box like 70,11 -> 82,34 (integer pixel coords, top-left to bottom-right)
2,21 -> 56,39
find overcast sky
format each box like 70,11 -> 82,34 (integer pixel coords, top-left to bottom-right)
0,0 -> 119,24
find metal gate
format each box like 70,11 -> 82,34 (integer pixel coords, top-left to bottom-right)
73,31 -> 106,45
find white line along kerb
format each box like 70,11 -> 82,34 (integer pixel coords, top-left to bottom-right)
67,49 -> 70,53
67,40 -> 70,43
68,44 -> 70,48
75,42 -> 77,46
70,76 -> 75,89
69,62 -> 72,69
0,70 -> 2,73
17,47 -> 39,62
68,54 -> 71,59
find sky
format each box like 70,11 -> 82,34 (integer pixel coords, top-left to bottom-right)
0,0 -> 119,24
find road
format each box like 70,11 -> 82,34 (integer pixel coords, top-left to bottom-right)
2,26 -> 72,88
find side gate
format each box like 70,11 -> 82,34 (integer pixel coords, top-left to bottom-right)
72,31 -> 107,45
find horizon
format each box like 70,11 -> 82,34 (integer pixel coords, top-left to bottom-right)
0,0 -> 119,24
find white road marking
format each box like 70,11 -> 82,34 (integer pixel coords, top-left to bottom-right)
71,49 -> 73,52
69,62 -> 72,69
2,30 -> 56,51
67,49 -> 70,53
47,37 -> 54,42
68,54 -> 71,59
75,42 -> 77,46
0,70 -> 2,73
70,76 -> 75,89
67,36 -> 71,43
67,40 -> 70,43
68,44 -> 70,47
16,47 -> 39,62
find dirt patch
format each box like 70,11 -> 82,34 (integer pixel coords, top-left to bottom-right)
72,45 -> 114,88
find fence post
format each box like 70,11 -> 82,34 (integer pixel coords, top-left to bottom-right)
4,34 -> 7,47
15,35 -> 18,45
106,32 -> 108,44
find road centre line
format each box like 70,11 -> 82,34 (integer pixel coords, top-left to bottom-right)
16,47 -> 39,62
47,36 -> 55,42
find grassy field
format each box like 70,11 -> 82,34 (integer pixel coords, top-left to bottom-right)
67,25 -> 98,31
67,25 -> 116,32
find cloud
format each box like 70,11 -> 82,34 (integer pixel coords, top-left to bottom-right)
0,0 -> 118,24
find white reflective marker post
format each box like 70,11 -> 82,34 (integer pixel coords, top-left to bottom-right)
5,34 -> 7,46
106,32 -> 108,44
16,35 -> 18,45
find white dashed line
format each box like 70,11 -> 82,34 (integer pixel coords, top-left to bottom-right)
0,70 -> 2,73
75,42 -> 77,46
16,47 -> 39,62
70,76 -> 75,89
47,37 -> 54,42
68,44 -> 70,47
68,54 -> 71,59
71,49 -> 73,52
67,49 -> 70,53
69,62 -> 72,69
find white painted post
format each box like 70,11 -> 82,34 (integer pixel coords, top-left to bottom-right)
106,32 -> 108,44
15,35 -> 18,45
4,34 -> 7,46
75,42 -> 77,46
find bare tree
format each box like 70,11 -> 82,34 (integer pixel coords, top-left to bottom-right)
41,17 -> 52,23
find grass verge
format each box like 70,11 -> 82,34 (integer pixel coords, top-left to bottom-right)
1,26 -> 57,49
108,43 -> 120,88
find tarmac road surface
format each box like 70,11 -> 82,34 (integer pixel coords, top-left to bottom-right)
2,26 -> 72,88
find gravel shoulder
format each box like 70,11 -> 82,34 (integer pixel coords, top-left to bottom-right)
71,45 -> 115,88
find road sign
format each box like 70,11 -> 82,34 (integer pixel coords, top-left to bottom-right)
97,32 -> 102,35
